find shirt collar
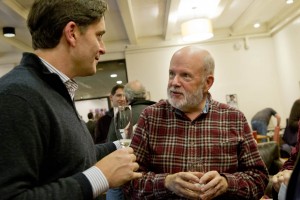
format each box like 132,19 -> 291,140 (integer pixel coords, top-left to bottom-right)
173,93 -> 211,118
203,97 -> 210,114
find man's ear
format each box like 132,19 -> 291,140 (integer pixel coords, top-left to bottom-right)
64,21 -> 78,47
204,75 -> 214,92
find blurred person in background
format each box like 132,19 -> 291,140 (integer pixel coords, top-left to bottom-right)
94,84 -> 126,144
272,120 -> 300,200
106,80 -> 156,200
251,108 -> 281,142
86,112 -> 96,141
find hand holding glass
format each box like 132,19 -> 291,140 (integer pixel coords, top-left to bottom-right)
188,160 -> 206,188
114,105 -> 132,147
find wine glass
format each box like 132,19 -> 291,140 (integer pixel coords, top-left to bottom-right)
113,105 -> 133,147
187,160 -> 206,188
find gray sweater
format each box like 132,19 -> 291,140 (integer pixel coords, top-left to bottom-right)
0,53 -> 115,200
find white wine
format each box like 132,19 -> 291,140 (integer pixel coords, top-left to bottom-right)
120,139 -> 132,147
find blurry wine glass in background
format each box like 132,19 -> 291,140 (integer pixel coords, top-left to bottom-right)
114,105 -> 132,147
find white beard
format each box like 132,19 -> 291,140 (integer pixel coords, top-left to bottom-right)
167,84 -> 204,112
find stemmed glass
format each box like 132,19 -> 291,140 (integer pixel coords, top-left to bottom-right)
114,105 -> 133,147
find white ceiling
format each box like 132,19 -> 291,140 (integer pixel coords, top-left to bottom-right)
0,0 -> 300,98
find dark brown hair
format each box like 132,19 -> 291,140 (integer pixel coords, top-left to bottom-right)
27,0 -> 107,50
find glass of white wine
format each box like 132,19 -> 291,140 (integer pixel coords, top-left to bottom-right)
114,105 -> 132,147
188,160 -> 206,188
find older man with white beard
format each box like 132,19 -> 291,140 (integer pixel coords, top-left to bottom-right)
123,46 -> 268,200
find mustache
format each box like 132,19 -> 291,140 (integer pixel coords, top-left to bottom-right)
169,87 -> 184,93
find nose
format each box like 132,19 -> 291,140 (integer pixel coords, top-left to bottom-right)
170,74 -> 181,86
119,95 -> 126,105
121,94 -> 126,100
99,41 -> 106,55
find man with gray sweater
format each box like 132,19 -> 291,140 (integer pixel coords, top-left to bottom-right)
0,1 -> 141,200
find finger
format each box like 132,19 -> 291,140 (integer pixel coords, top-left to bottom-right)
272,175 -> 281,192
201,177 -> 222,198
272,175 -> 279,183
188,172 -> 202,182
277,175 -> 285,182
131,162 -> 140,172
170,173 -> 202,199
124,146 -> 134,153
283,173 -> 291,185
273,183 -> 280,192
190,171 -> 205,179
130,153 -> 137,162
132,172 -> 143,179
199,172 -> 218,191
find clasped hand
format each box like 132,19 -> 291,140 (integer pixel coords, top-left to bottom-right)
272,170 -> 292,192
165,171 -> 228,200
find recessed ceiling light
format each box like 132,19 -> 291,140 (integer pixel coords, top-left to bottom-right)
286,0 -> 294,4
253,22 -> 261,28
3,27 -> 15,37
116,80 -> 122,84
110,74 -> 117,78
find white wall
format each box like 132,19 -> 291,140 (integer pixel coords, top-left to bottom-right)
125,38 -> 284,124
1,18 -> 300,126
0,64 -> 15,77
125,46 -> 179,102
273,17 -> 300,119
0,53 -> 22,77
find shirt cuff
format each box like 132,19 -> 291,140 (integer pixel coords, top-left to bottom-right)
113,140 -> 122,149
83,166 -> 109,198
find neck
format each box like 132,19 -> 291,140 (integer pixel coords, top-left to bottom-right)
35,46 -> 73,78
184,94 -> 207,121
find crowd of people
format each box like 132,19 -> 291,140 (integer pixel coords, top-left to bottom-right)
0,0 -> 299,200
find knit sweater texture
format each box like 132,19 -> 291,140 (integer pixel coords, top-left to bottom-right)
0,53 -> 115,200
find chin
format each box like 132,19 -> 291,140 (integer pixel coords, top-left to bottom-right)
81,69 -> 96,77
89,64 -> 97,75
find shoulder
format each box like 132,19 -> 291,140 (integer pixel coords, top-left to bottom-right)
141,99 -> 171,115
97,114 -> 112,122
146,99 -> 169,109
211,99 -> 238,111
294,99 -> 300,106
0,68 -> 47,104
210,99 -> 246,119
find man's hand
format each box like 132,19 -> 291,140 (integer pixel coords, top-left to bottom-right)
95,147 -> 142,188
272,170 -> 292,192
165,172 -> 204,200
198,171 -> 228,200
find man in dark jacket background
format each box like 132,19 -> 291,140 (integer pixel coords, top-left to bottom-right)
106,80 -> 155,200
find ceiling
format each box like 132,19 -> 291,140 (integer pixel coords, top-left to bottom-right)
0,0 -> 300,99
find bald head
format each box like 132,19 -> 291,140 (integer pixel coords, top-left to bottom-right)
171,46 -> 215,77
124,80 -> 147,103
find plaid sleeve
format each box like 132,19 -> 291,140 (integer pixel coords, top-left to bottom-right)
123,110 -> 174,199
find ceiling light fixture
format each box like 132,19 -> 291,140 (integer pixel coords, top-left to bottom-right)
181,18 -> 214,42
253,22 -> 261,28
3,27 -> 15,37
110,74 -> 117,78
286,0 -> 294,4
